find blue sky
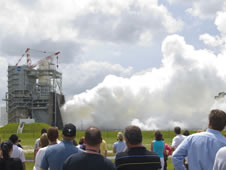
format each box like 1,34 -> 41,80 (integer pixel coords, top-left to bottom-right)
1,0 -> 226,129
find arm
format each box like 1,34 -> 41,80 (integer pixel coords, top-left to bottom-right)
113,145 -> 116,154
150,142 -> 154,151
172,138 -> 188,170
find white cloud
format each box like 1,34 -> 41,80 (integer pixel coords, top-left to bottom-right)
62,61 -> 133,98
199,34 -> 222,47
186,0 -> 225,19
215,11 -> 226,35
62,34 -> 226,130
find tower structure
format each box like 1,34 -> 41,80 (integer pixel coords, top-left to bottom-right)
5,49 -> 65,129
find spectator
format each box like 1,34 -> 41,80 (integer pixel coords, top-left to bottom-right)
171,126 -> 185,151
77,136 -> 86,150
163,142 -> 172,170
34,128 -> 47,158
0,140 -> 23,170
34,133 -> 48,161
40,123 -> 82,170
172,109 -> 226,170
151,130 -> 164,170
183,130 -> 190,136
9,134 -> 26,170
183,130 -> 190,170
213,146 -> 226,170
115,125 -> 161,170
113,132 -> 126,154
100,139 -> 107,157
63,126 -> 116,170
34,127 -> 58,170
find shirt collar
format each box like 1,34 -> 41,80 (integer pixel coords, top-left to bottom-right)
206,128 -> 221,135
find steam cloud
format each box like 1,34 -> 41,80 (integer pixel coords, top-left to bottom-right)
62,34 -> 226,130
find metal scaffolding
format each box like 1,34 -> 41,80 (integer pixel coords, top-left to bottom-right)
5,62 -> 64,128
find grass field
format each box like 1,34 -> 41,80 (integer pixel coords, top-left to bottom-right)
1,123 -> 225,170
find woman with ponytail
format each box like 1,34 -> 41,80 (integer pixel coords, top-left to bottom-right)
0,140 -> 23,170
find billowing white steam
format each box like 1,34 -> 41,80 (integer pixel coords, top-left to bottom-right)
62,34 -> 226,130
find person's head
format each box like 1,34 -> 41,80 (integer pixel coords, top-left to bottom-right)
124,125 -> 142,145
154,130 -> 163,141
174,127 -> 181,135
39,133 -> 49,148
209,109 -> 226,131
9,134 -> 18,144
1,140 -> 13,159
117,132 -> 124,141
41,128 -> 47,135
183,130 -> 190,136
79,136 -> 85,145
85,126 -> 102,146
62,123 -> 76,141
47,127 -> 59,143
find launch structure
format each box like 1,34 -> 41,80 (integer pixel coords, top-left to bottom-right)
4,48 -> 65,129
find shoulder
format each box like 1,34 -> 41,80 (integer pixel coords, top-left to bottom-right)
216,146 -> 226,156
103,157 -> 116,168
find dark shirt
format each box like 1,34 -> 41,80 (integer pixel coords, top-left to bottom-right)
0,158 -> 23,170
115,146 -> 161,170
63,152 -> 116,170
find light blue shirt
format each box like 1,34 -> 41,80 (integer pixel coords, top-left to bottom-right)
40,140 -> 82,170
113,141 -> 126,154
172,129 -> 226,170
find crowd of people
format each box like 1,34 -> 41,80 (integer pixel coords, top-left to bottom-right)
0,109 -> 225,170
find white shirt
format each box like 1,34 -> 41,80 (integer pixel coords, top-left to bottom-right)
33,146 -> 48,170
213,146 -> 226,170
172,134 -> 185,149
11,144 -> 26,162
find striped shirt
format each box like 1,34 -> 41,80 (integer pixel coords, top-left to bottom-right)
115,146 -> 161,170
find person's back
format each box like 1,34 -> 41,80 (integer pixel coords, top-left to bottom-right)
116,146 -> 161,170
181,130 -> 226,170
63,126 -> 116,170
114,141 -> 126,154
115,125 -> 161,170
172,109 -> 226,170
0,157 -> 23,170
41,141 -> 81,170
0,140 -> 23,170
40,123 -> 81,170
213,146 -> 226,170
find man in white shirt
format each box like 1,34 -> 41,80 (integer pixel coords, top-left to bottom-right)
213,146 -> 226,170
171,126 -> 185,151
9,134 -> 26,170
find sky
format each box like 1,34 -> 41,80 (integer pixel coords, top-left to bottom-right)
1,0 -> 226,129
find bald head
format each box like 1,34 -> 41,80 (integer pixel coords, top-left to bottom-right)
85,127 -> 102,146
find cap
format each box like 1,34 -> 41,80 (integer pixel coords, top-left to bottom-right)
63,123 -> 76,137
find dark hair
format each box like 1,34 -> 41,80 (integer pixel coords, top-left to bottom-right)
79,136 -> 85,145
124,125 -> 142,145
47,127 -> 59,142
209,109 -> 226,131
183,130 -> 190,136
41,128 -> 47,135
9,134 -> 18,144
85,127 -> 102,146
1,140 -> 13,159
174,127 -> 181,134
155,131 -> 163,141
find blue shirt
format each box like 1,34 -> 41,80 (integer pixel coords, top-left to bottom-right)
113,141 -> 126,154
172,129 -> 226,170
153,140 -> 164,158
40,141 -> 81,170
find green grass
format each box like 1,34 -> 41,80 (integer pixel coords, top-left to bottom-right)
0,123 -> 225,170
